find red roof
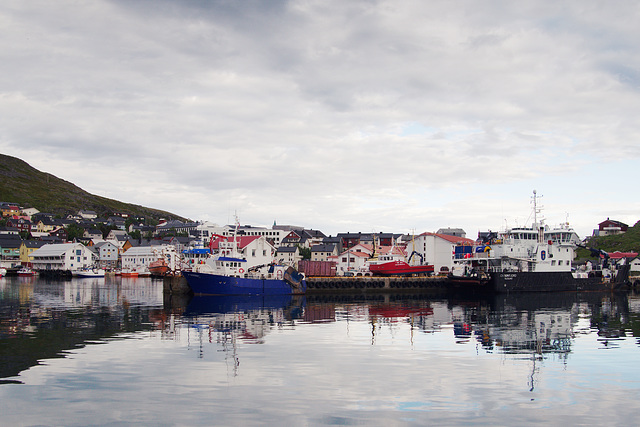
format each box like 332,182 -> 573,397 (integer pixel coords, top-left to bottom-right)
210,235 -> 261,250
420,232 -> 475,245
608,251 -> 638,259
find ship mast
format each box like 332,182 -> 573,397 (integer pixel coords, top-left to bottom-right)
531,190 -> 545,243
531,190 -> 544,227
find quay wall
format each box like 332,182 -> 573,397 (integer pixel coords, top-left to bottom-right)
305,276 -> 449,292
163,275 -> 192,295
35,269 -> 72,279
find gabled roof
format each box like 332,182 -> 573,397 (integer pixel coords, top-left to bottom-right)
598,218 -> 628,227
210,236 -> 261,250
94,241 -> 118,249
31,243 -> 87,256
22,240 -> 47,249
419,232 -> 475,245
122,246 -> 158,255
0,236 -> 22,248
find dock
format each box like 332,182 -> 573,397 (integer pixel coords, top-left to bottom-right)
306,276 -> 449,292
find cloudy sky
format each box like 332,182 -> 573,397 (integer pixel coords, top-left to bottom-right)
2,0 -> 639,238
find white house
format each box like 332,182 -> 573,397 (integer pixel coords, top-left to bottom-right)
630,257 -> 640,273
311,244 -> 338,262
412,233 -> 476,274
329,247 -> 372,275
30,243 -> 98,272
121,246 -> 161,274
276,246 -> 301,267
106,229 -> 128,242
93,241 -> 120,269
209,235 -> 276,268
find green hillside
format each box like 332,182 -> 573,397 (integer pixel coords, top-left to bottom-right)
576,220 -> 640,260
0,154 -> 185,223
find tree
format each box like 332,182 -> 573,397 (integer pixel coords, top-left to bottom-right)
298,245 -> 311,260
98,223 -> 116,239
65,223 -> 85,242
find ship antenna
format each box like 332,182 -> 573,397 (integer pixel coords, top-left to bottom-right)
531,190 -> 544,227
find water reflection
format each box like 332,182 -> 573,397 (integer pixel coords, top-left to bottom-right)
171,291 -> 640,364
0,276 -> 164,382
3,276 -> 640,424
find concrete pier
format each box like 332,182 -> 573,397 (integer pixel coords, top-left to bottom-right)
162,275 -> 192,295
306,276 -> 449,292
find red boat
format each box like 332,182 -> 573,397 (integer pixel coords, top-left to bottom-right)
369,261 -> 434,276
148,258 -> 170,276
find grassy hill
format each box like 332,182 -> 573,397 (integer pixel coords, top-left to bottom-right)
0,154 -> 185,223
576,220 -> 640,261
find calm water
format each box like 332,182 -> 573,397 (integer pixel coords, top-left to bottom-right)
1,276 -> 639,426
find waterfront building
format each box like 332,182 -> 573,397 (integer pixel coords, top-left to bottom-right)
121,244 -> 177,273
0,235 -> 22,268
19,240 -> 47,264
412,233 -> 475,274
93,241 -> 120,269
30,243 -> 97,271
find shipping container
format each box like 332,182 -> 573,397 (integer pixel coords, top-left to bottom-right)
298,260 -> 337,277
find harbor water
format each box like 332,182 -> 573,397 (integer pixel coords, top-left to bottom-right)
1,275 -> 640,426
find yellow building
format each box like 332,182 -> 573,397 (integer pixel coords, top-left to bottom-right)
20,240 -> 47,264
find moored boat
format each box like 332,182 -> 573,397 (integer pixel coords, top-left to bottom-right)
72,267 -> 106,278
182,257 -> 306,296
182,217 -> 305,295
17,267 -> 35,277
148,258 -> 170,276
120,268 -> 139,277
448,191 -> 631,292
369,260 -> 434,276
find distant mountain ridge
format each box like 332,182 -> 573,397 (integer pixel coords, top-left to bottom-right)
0,154 -> 185,222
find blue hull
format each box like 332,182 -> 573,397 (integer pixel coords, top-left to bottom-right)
184,294 -> 306,316
182,271 -> 307,295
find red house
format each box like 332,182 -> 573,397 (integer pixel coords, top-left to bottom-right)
597,218 -> 628,236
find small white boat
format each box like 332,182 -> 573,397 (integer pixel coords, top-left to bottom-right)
0,267 -> 7,278
73,267 -> 106,278
17,267 -> 36,277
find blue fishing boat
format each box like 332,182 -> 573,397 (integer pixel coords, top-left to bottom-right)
182,258 -> 306,295
181,216 -> 306,295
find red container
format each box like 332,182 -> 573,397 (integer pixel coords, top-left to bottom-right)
298,260 -> 337,277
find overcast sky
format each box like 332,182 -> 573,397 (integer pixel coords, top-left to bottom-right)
2,0 -> 639,238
